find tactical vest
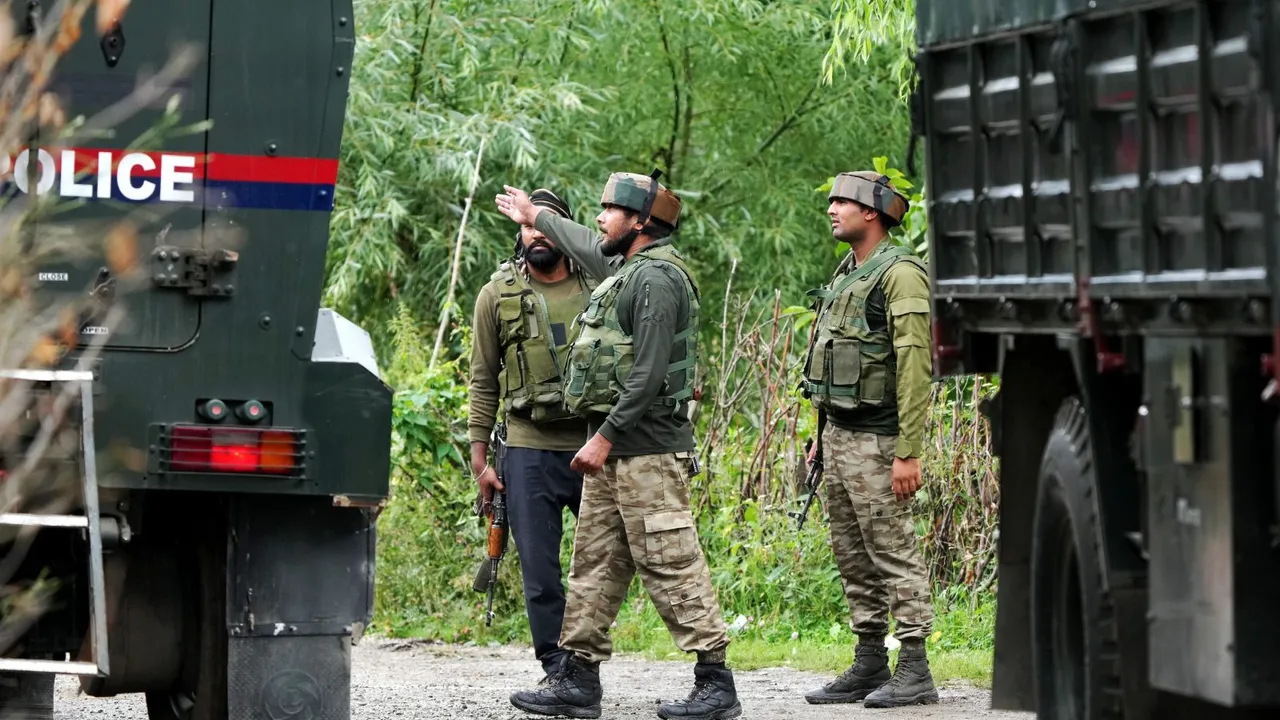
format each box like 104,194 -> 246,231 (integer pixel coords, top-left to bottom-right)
492,262 -> 596,423
801,244 -> 926,413
561,245 -> 700,418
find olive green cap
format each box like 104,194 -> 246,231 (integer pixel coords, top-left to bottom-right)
828,171 -> 910,226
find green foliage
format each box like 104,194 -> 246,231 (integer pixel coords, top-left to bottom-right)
345,0 -> 1002,670
373,304 -> 1002,656
328,0 -> 915,363
821,0 -> 917,96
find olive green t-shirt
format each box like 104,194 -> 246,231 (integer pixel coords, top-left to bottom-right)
467,269 -> 591,452
825,242 -> 932,459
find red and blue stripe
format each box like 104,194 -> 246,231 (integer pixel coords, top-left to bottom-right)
0,148 -> 340,212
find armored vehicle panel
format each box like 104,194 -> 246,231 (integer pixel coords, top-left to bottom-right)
22,0 -> 390,501
915,0 -> 1280,716
0,2 -> 391,716
919,0 -> 1273,358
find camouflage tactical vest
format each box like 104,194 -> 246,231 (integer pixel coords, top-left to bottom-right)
493,261 -> 596,423
562,244 -> 700,418
801,243 -> 925,412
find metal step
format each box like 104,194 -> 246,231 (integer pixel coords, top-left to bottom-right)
0,369 -> 109,677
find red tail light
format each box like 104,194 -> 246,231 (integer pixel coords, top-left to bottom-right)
166,425 -> 305,476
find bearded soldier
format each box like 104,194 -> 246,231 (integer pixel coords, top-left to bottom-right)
468,188 -> 593,682
800,171 -> 937,708
495,171 -> 740,720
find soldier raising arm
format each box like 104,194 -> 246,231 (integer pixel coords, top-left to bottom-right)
498,184 -> 623,284
495,173 -> 742,720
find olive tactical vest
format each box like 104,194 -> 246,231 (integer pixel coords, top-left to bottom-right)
801,243 -> 926,412
492,261 -> 596,423
561,245 -> 700,418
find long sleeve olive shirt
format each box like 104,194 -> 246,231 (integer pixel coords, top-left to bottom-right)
826,243 -> 932,459
467,272 -> 590,452
533,211 -> 698,457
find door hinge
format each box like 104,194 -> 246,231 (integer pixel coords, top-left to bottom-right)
150,246 -> 239,298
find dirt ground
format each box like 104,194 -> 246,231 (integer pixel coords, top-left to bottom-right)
52,638 -> 1033,719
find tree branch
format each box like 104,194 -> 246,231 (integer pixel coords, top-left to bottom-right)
652,0 -> 680,180
678,44 -> 694,177
430,135 -> 488,369
408,0 -> 441,105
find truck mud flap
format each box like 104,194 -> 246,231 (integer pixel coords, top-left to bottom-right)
228,636 -> 350,720
224,494 -> 375,719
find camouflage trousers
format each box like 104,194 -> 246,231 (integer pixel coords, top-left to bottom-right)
558,452 -> 730,664
823,424 -> 933,642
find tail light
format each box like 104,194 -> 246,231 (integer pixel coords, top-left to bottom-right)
162,424 -> 306,477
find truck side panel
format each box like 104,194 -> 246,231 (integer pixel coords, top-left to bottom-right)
85,0 -> 389,500
924,0 -> 1274,352
1141,337 -> 1280,706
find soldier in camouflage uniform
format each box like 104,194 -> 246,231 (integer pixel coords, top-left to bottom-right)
468,188 -> 592,681
799,171 -> 938,708
495,172 -> 741,720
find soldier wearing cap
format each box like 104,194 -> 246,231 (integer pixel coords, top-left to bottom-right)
495,171 -> 741,720
799,171 -> 937,708
468,188 -> 594,682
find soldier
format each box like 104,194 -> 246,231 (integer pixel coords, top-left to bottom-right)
799,171 -> 938,709
494,171 -> 741,720
468,188 -> 593,682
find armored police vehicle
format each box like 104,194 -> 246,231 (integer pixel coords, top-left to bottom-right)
915,0 -> 1280,717
0,1 -> 390,718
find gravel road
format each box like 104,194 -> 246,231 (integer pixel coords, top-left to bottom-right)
52,638 -> 1032,719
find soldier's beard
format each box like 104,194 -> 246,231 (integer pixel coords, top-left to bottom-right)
601,229 -> 639,257
525,243 -> 564,271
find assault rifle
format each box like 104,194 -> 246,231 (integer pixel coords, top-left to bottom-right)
472,422 -> 510,627
789,412 -> 826,530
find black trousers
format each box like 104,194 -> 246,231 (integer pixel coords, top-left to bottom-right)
502,446 -> 584,673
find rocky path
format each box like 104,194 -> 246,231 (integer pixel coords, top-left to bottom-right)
53,639 -> 1032,719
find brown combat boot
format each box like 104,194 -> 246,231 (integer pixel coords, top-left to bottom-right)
863,644 -> 940,708
803,642 -> 891,704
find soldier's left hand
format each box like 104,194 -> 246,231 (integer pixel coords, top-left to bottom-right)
571,433 -> 613,475
891,457 -> 922,501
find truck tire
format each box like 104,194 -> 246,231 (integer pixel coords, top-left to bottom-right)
1031,397 -> 1125,720
144,521 -> 227,720
0,671 -> 54,719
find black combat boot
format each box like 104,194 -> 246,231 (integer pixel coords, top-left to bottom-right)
538,650 -> 570,686
657,662 -> 742,720
803,642 -> 891,704
863,643 -> 940,708
510,654 -> 603,719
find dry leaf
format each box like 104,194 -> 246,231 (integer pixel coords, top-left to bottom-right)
0,267 -> 22,298
104,221 -> 138,275
56,307 -> 79,348
53,6 -> 83,55
96,0 -> 130,36
37,92 -> 65,129
26,337 -> 61,368
0,8 -> 13,60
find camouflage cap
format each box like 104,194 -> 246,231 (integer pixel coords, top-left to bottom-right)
600,171 -> 681,229
828,171 -> 910,227
529,187 -> 572,219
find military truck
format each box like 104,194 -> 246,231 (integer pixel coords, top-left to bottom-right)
914,0 -> 1280,717
0,1 -> 390,718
